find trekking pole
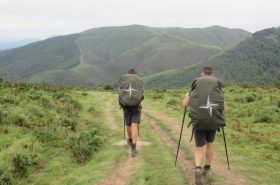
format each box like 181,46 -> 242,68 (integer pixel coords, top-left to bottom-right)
123,113 -> 126,140
222,127 -> 230,170
175,108 -> 187,166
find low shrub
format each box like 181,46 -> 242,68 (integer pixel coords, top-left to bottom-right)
254,115 -> 272,123
0,169 -> 13,185
0,95 -> 19,105
69,127 -> 103,163
0,111 -> 6,124
151,93 -> 164,99
12,153 -> 37,177
245,94 -> 256,102
62,119 -> 77,131
69,99 -> 82,111
34,127 -> 58,144
167,98 -> 178,106
103,84 -> 114,91
81,92 -> 88,96
40,97 -> 52,108
53,92 -> 65,99
11,114 -> 28,127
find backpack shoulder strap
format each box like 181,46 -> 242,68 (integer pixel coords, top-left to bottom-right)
190,78 -> 199,92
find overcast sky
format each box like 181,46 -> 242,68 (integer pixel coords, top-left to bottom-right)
0,0 -> 279,42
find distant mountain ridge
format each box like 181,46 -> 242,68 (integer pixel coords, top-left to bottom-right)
0,39 -> 37,50
0,25 -> 252,86
144,27 -> 280,87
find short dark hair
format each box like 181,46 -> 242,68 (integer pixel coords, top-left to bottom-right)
202,66 -> 213,75
128,68 -> 136,74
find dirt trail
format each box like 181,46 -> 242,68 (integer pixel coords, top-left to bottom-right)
144,105 -> 246,185
97,100 -> 135,185
96,150 -> 133,185
105,101 -> 117,129
143,113 -> 196,184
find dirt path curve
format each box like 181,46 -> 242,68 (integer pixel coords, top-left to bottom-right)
144,105 -> 246,185
105,100 -> 117,129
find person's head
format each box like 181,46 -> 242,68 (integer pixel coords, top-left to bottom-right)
201,66 -> 214,77
128,68 -> 136,74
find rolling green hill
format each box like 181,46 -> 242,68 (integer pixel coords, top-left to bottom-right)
145,27 -> 280,87
0,25 -> 251,86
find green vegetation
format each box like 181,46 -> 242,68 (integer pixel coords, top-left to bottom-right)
209,27 -> 280,83
0,82 -> 105,184
145,27 -> 280,87
145,85 -> 280,185
0,81 -> 191,185
110,95 -> 189,185
0,78 -> 279,184
0,25 -> 251,87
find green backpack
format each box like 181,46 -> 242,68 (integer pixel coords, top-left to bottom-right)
189,76 -> 226,131
118,74 -> 144,107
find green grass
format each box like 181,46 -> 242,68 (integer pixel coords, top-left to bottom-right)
145,85 -> 280,185
143,113 -> 193,160
110,93 -> 189,185
127,120 -> 189,185
0,83 -> 124,184
1,82 -> 279,185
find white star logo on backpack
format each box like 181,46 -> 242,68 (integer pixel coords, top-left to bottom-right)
199,96 -> 219,117
123,83 -> 137,98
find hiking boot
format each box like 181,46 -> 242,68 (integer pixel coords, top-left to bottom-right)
195,168 -> 203,185
131,148 -> 138,157
131,144 -> 138,157
203,168 -> 213,176
127,139 -> 132,147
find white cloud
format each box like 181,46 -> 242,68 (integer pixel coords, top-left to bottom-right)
0,0 -> 279,41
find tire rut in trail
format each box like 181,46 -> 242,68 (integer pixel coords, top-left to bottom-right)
142,113 -> 196,185
144,107 -> 246,185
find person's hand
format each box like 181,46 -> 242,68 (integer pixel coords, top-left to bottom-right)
182,94 -> 190,108
224,104 -> 227,114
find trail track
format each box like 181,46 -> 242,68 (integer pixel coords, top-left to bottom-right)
100,98 -> 246,185
144,105 -> 246,185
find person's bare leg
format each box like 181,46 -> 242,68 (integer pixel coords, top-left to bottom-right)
205,142 -> 214,165
131,123 -> 138,157
195,146 -> 205,167
131,123 -> 138,144
195,146 -> 204,185
127,126 -> 132,139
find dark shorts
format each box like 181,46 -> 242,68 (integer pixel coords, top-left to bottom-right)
123,107 -> 141,126
194,130 -> 216,147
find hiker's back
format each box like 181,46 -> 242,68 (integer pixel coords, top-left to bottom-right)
189,76 -> 225,130
119,74 -> 144,107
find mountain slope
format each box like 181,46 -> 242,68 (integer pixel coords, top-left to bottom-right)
0,25 -> 251,86
144,27 -> 280,87
0,35 -> 80,79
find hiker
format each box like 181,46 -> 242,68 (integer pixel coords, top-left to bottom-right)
182,66 -> 227,185
118,69 -> 144,157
